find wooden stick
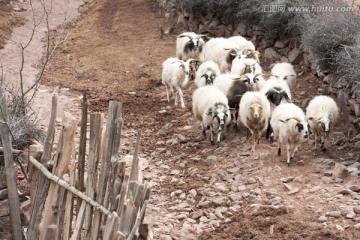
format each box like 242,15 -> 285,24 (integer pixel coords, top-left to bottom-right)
28,88 -> 57,240
29,156 -> 110,216
103,212 -> 120,240
77,89 -> 88,195
0,86 -> 23,240
127,200 -> 148,240
84,113 -> 103,239
63,153 -> 77,240
55,187 -> 67,240
91,101 -> 121,240
39,114 -> 78,240
0,147 -> 22,154
70,200 -> 86,240
44,225 -> 57,240
129,130 -> 141,182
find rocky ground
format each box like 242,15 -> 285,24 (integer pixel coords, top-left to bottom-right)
1,0 -> 360,239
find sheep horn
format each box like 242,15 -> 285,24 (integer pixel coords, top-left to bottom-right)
271,74 -> 280,79
284,74 -> 296,80
280,117 -> 300,123
177,34 -> 193,40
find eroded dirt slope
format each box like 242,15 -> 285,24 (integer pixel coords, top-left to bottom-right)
43,0 -> 360,239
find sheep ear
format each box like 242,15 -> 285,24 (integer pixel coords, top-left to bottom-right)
206,108 -> 213,115
308,117 -> 314,121
284,74 -> 296,80
178,34 -> 192,40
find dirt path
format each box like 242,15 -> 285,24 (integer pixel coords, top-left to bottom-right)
4,0 -> 359,239
0,0 -> 83,127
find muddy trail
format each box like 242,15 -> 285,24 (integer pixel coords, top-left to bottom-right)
37,0 -> 360,239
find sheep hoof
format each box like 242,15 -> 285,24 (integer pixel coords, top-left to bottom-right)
277,148 -> 281,156
320,147 -> 327,152
216,142 -> 220,148
210,140 -> 215,146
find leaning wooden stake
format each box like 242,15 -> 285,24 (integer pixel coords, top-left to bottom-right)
77,90 -> 88,199
38,114 -> 78,240
28,88 -> 58,240
70,200 -> 86,240
0,86 -> 23,239
129,130 -> 141,182
29,156 -> 111,215
90,101 -> 122,240
84,113 -> 103,239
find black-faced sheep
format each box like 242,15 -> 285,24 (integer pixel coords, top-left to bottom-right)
194,61 -> 221,87
271,103 -> 310,167
239,91 -> 271,152
192,86 -> 231,147
306,95 -> 339,153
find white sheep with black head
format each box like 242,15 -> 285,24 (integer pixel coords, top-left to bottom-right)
192,86 -> 231,147
194,60 -> 221,87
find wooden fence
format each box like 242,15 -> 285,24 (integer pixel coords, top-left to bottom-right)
0,87 -> 150,240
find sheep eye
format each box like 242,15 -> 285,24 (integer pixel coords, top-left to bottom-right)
186,71 -> 189,75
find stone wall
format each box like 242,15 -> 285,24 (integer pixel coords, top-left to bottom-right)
159,0 -> 360,132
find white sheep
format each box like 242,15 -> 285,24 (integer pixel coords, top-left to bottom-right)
230,57 -> 263,90
204,37 -> 240,73
271,103 -> 310,166
192,86 -> 231,147
162,57 -> 195,108
271,62 -> 297,90
194,61 -> 221,87
229,36 -> 260,62
176,32 -> 206,62
239,91 -> 271,152
306,95 -> 339,153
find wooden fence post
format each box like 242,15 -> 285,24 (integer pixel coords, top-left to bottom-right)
38,114 -> 78,240
84,113 -> 103,239
90,101 -> 122,240
28,88 -> 58,240
0,86 -> 23,240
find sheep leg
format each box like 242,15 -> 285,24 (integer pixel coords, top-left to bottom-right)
216,129 -> 222,148
266,123 -> 274,143
177,87 -> 185,108
210,130 -> 215,145
320,135 -> 327,151
251,131 -> 256,152
174,92 -> 178,106
201,123 -> 207,140
286,143 -> 291,167
165,84 -> 170,102
277,141 -> 281,156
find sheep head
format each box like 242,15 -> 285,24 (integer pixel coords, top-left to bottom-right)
206,103 -> 229,130
201,70 -> 216,85
308,117 -> 332,136
265,87 -> 291,106
179,33 -> 205,53
250,103 -> 263,120
280,118 -> 309,138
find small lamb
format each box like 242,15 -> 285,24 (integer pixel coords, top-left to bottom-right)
306,95 -> 339,153
194,61 -> 221,87
271,103 -> 310,166
162,57 -> 196,108
192,86 -> 231,147
239,91 -> 271,152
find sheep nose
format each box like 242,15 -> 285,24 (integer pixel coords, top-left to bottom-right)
324,131 -> 329,137
254,114 -> 259,118
304,134 -> 308,138
220,124 -> 225,130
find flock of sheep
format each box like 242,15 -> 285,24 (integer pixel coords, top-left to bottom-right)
161,32 -> 339,166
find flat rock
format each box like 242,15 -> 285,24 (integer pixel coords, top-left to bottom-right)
326,211 -> 341,218
309,186 -> 322,193
288,48 -> 303,64
280,176 -> 295,183
354,206 -> 360,214
350,185 -> 360,192
190,210 -> 204,219
355,223 -> 360,229
288,187 -> 299,195
322,176 -> 333,183
332,163 -> 348,179
335,225 -> 344,231
318,215 -> 327,222
239,151 -> 251,157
